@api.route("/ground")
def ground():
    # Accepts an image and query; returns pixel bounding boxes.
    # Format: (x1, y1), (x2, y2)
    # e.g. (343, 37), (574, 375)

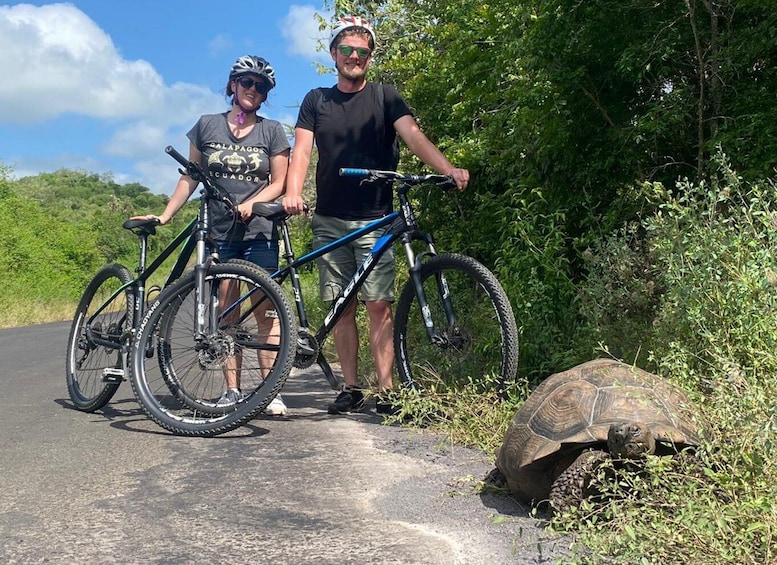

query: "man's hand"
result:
(282, 194), (306, 215)
(448, 168), (470, 191)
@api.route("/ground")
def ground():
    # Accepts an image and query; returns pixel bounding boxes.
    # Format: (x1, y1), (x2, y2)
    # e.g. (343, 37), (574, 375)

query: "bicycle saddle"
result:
(252, 202), (291, 221)
(122, 217), (160, 236)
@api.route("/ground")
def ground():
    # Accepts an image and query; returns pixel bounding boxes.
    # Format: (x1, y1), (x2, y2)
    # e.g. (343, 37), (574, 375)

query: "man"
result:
(283, 15), (469, 415)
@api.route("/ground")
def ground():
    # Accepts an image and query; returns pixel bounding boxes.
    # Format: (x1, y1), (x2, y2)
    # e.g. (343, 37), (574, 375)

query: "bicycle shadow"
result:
(55, 365), (386, 436)
(55, 396), (272, 438)
(55, 396), (146, 420)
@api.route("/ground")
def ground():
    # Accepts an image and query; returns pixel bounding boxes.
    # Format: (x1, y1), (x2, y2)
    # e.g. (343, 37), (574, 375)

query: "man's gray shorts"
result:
(311, 213), (395, 303)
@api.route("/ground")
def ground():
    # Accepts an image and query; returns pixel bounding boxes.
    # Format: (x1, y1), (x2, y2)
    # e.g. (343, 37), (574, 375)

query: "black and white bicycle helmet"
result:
(328, 15), (376, 50)
(229, 55), (276, 88)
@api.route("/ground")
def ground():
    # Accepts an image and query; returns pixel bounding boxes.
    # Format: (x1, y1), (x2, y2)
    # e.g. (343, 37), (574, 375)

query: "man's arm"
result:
(283, 127), (315, 214)
(394, 115), (469, 190)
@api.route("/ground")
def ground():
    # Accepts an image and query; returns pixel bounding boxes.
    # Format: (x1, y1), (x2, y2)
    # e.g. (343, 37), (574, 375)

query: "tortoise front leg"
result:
(549, 449), (609, 513)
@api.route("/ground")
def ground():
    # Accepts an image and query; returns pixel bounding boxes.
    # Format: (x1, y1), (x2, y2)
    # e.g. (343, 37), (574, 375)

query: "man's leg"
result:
(328, 300), (366, 413)
(332, 300), (359, 387)
(365, 299), (394, 391)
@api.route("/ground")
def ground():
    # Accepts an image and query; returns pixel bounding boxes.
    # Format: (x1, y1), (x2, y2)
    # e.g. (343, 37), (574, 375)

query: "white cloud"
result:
(0, 4), (222, 126)
(105, 83), (225, 158)
(0, 3), (324, 195)
(0, 4), (158, 121)
(0, 3), (227, 194)
(279, 5), (330, 61)
(208, 33), (233, 55)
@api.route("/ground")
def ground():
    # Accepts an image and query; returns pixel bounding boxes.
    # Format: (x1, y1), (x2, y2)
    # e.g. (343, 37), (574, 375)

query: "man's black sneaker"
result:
(375, 398), (402, 416)
(375, 393), (413, 419)
(327, 386), (365, 414)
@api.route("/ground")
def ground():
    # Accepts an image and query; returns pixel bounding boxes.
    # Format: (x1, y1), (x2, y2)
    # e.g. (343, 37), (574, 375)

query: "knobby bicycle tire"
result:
(394, 253), (519, 394)
(156, 260), (285, 417)
(129, 262), (297, 436)
(66, 263), (134, 412)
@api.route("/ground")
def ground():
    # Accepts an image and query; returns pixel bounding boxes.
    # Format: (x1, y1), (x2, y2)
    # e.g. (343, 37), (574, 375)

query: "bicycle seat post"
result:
(279, 218), (296, 269)
(136, 231), (150, 278)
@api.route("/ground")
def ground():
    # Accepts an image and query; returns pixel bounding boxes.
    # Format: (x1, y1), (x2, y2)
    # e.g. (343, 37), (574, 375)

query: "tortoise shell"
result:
(496, 358), (702, 503)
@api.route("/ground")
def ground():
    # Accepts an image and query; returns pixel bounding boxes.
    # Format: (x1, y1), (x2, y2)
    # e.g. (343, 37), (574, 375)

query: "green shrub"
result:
(555, 155), (777, 563)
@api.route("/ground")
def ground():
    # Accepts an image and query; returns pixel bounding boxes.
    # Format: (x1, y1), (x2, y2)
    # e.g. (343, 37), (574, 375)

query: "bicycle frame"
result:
(260, 176), (455, 389)
(85, 145), (250, 356)
(84, 217), (197, 353)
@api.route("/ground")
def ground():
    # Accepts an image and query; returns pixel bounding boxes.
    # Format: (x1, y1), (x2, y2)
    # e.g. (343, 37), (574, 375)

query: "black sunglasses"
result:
(237, 76), (271, 94)
(337, 45), (372, 59)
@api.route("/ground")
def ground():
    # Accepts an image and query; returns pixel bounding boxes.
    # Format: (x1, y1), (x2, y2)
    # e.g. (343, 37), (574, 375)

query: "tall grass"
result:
(546, 158), (777, 563)
(384, 157), (777, 563)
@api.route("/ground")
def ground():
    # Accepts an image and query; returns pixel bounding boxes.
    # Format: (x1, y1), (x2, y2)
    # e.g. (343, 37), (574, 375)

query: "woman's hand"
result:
(236, 202), (254, 222)
(129, 214), (167, 224)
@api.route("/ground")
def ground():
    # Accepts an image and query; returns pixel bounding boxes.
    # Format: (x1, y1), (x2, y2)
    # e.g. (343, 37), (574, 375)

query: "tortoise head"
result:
(607, 422), (656, 458)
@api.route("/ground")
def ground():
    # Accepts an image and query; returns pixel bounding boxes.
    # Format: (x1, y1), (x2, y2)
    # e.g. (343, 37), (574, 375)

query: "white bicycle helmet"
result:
(328, 15), (376, 50)
(229, 55), (276, 88)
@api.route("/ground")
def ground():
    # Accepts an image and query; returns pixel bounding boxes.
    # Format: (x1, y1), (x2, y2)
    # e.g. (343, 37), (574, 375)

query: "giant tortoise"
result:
(492, 358), (702, 512)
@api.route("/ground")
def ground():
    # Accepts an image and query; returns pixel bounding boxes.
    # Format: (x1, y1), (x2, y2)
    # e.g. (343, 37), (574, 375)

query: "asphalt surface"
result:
(0, 322), (573, 564)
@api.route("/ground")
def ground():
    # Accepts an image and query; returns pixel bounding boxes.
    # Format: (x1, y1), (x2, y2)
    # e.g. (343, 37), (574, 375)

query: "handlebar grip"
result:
(165, 145), (189, 167)
(339, 168), (369, 177)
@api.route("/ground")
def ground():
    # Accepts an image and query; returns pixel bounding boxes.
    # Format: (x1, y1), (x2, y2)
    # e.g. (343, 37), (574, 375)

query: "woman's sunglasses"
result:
(337, 45), (372, 59)
(237, 76), (271, 95)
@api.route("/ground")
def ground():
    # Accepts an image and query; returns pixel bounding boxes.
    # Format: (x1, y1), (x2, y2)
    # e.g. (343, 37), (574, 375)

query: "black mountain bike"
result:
(253, 168), (519, 396)
(66, 146), (296, 437)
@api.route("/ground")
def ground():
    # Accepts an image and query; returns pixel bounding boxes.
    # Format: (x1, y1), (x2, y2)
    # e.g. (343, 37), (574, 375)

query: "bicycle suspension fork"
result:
(193, 201), (217, 341)
(401, 231), (457, 344)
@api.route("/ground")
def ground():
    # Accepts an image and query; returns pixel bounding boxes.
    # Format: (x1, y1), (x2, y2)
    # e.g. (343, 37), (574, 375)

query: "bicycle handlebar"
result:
(339, 168), (455, 188)
(165, 145), (236, 210)
(165, 145), (189, 168)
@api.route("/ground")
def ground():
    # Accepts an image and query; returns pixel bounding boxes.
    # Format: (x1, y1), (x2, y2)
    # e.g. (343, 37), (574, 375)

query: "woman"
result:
(135, 55), (291, 415)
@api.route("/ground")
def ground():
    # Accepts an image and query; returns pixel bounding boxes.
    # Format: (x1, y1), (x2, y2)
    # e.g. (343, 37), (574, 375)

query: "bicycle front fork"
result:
(402, 238), (456, 342)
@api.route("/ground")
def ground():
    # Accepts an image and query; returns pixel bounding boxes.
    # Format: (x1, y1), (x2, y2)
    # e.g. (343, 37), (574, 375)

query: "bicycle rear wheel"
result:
(66, 264), (134, 411)
(394, 253), (519, 393)
(130, 263), (296, 436)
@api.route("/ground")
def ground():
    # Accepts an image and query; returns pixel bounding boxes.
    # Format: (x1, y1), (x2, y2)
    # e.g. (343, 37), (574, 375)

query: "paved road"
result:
(0, 322), (571, 564)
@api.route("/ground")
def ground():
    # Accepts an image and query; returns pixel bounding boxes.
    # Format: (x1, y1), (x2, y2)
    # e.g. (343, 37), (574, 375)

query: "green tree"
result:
(328, 0), (777, 376)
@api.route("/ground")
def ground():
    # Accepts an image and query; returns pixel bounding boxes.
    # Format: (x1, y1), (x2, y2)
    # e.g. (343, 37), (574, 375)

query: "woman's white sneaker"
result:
(264, 394), (287, 416)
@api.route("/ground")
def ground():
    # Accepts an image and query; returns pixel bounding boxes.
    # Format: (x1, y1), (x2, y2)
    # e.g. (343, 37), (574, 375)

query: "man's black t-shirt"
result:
(295, 82), (412, 220)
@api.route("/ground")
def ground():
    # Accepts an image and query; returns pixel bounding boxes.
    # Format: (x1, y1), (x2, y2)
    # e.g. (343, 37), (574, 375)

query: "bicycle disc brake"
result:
(196, 330), (236, 369)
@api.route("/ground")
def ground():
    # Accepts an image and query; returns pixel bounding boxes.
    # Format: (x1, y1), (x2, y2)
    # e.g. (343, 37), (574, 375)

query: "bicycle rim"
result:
(394, 253), (519, 393)
(130, 263), (296, 436)
(66, 264), (133, 412)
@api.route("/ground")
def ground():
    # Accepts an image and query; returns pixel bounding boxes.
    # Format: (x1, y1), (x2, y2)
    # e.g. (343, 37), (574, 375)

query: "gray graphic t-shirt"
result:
(187, 113), (290, 241)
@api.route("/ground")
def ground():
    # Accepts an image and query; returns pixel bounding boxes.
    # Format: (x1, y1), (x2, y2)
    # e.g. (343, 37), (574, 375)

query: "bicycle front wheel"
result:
(130, 263), (296, 436)
(394, 253), (519, 393)
(66, 263), (134, 411)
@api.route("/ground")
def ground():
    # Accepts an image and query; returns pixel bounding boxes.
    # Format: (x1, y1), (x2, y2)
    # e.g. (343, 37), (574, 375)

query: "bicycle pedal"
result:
(102, 368), (126, 383)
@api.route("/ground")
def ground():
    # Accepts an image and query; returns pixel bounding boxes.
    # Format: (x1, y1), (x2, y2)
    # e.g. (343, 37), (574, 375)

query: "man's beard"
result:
(337, 61), (368, 81)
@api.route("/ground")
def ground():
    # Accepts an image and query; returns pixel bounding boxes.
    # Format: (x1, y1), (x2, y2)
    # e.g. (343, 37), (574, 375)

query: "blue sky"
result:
(0, 1), (335, 194)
